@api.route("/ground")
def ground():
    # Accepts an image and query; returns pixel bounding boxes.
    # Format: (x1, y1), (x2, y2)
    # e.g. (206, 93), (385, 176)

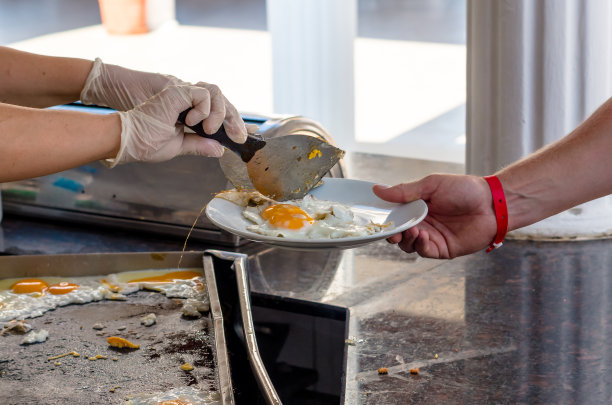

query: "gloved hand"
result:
(106, 84), (241, 167)
(81, 58), (181, 111)
(81, 58), (247, 142)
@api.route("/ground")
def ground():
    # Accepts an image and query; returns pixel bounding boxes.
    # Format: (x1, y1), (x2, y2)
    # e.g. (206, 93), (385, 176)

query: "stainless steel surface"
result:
(219, 115), (347, 198)
(207, 250), (282, 405)
(180, 106), (344, 200)
(248, 135), (345, 200)
(1, 111), (346, 246)
(203, 253), (234, 405)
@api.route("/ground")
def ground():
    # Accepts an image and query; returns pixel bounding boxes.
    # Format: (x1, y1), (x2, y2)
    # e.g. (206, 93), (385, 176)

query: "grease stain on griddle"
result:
(150, 253), (167, 261)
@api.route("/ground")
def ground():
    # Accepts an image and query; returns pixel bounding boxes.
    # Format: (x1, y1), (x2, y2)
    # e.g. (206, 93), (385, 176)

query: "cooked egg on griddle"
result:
(0, 269), (208, 326)
(125, 385), (221, 405)
(216, 190), (392, 239)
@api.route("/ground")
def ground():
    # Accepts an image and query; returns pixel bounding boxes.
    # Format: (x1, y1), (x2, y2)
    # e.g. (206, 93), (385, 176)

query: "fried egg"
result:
(216, 190), (392, 239)
(0, 269), (208, 326)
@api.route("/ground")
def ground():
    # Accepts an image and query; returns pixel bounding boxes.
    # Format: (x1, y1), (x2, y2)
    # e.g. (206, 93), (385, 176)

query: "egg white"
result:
(0, 269), (207, 326)
(242, 194), (391, 239)
(125, 386), (222, 405)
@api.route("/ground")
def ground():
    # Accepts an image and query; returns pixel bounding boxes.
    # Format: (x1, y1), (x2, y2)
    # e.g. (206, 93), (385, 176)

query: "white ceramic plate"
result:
(206, 178), (428, 250)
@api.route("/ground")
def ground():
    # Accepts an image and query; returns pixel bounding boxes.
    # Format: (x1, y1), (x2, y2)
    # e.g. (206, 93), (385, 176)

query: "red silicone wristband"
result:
(483, 175), (508, 252)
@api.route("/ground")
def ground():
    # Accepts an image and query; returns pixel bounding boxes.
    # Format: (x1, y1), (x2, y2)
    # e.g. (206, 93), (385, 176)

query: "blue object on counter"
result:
(48, 102), (116, 115)
(52, 177), (84, 193)
(79, 165), (98, 174)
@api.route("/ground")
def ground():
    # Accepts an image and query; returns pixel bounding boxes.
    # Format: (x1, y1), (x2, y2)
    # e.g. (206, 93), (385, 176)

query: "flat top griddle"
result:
(0, 252), (227, 405)
(1, 291), (219, 404)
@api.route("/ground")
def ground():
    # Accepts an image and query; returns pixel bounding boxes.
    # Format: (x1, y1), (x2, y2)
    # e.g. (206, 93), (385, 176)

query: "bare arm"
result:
(0, 46), (93, 108)
(499, 96), (612, 231)
(0, 47), (248, 182)
(374, 96), (612, 259)
(0, 103), (120, 182)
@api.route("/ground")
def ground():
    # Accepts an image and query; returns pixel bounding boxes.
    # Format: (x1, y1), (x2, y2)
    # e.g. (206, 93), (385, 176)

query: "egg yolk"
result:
(261, 204), (314, 230)
(47, 282), (80, 295)
(127, 271), (201, 284)
(10, 279), (80, 295)
(11, 279), (49, 294)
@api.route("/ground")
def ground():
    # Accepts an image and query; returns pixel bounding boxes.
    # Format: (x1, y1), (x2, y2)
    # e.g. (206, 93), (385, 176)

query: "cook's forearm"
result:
(0, 103), (120, 182)
(0, 47), (93, 108)
(497, 97), (612, 231)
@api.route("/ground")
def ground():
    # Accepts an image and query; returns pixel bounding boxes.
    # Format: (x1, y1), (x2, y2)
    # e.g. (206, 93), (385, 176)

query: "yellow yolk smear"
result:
(127, 271), (201, 284)
(261, 204), (314, 230)
(47, 282), (80, 295)
(11, 279), (49, 294)
(157, 400), (193, 405)
(107, 336), (140, 349)
(308, 149), (322, 159)
(101, 279), (121, 292)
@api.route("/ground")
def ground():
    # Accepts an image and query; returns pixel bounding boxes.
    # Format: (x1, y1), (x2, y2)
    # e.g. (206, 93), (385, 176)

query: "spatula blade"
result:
(246, 135), (345, 200)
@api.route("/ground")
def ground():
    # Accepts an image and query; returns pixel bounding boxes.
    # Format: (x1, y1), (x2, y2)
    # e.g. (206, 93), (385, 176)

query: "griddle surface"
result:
(0, 291), (217, 404)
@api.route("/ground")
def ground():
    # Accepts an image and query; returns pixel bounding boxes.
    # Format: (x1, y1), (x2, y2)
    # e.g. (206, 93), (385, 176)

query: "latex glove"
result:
(81, 58), (181, 111)
(107, 84), (237, 167)
(81, 58), (247, 142)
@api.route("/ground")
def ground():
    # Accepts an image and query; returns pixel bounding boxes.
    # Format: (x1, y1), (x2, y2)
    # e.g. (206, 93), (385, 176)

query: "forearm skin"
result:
(0, 103), (120, 182)
(0, 46), (93, 108)
(497, 97), (612, 231)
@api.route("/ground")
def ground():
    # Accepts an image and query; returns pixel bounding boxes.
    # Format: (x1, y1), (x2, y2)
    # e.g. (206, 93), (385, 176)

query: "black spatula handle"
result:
(177, 108), (266, 163)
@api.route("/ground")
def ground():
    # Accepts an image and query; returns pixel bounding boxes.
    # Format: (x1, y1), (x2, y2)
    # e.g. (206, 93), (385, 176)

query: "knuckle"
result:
(206, 84), (222, 97)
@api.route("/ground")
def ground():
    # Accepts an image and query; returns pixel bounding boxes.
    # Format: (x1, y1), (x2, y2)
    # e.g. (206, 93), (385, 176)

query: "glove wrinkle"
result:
(80, 58), (247, 165)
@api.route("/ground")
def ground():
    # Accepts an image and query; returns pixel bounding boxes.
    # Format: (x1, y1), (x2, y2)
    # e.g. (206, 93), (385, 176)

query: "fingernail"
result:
(374, 184), (390, 191)
(245, 123), (259, 135)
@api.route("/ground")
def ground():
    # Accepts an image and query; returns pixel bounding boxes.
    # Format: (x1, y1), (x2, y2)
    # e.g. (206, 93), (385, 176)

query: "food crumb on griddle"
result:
(2, 319), (32, 335)
(181, 299), (209, 318)
(180, 363), (194, 371)
(92, 322), (105, 330)
(107, 336), (140, 349)
(377, 367), (388, 375)
(21, 329), (49, 345)
(88, 354), (107, 361)
(48, 351), (80, 361)
(109, 386), (120, 393)
(141, 313), (157, 326)
(410, 368), (419, 375)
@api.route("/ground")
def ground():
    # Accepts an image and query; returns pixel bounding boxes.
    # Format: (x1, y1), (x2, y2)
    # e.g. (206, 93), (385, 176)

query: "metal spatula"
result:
(178, 109), (345, 200)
